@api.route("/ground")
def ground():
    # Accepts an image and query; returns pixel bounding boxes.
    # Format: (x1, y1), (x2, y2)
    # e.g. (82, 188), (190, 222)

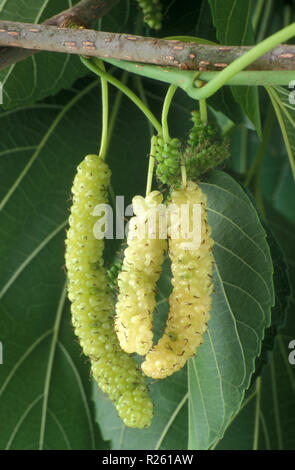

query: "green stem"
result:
(198, 71), (292, 86)
(199, 99), (207, 125)
(133, 75), (153, 138)
(96, 59), (109, 161)
(107, 70), (129, 147)
(81, 56), (162, 134)
(245, 104), (275, 187)
(146, 136), (157, 196)
(194, 23), (295, 100)
(102, 57), (295, 98)
(162, 84), (178, 142)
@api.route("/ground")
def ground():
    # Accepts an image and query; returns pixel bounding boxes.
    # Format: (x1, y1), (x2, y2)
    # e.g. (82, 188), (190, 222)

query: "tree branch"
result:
(0, 0), (120, 71)
(1, 19), (295, 73)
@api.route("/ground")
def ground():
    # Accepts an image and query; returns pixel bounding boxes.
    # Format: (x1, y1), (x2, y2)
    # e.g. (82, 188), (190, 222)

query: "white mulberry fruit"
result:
(115, 191), (167, 355)
(142, 181), (214, 379)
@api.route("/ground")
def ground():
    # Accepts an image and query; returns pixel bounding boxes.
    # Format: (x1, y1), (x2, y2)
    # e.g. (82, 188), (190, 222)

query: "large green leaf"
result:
(208, 0), (262, 136)
(216, 205), (295, 450)
(188, 171), (274, 449)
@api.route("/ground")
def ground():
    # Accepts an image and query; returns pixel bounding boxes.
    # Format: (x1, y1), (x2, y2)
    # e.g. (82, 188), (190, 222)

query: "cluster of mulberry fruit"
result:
(184, 111), (231, 177)
(136, 0), (163, 30)
(65, 154), (153, 429)
(64, 107), (221, 427)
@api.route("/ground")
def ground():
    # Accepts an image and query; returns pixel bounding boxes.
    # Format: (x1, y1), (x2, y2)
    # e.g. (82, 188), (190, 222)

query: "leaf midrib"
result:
(39, 283), (67, 450)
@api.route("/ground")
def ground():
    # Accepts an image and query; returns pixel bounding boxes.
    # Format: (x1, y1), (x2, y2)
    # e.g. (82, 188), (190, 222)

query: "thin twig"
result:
(1, 19), (295, 72)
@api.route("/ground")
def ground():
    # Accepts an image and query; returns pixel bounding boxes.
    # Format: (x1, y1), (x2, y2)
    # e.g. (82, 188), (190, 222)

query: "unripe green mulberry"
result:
(115, 191), (167, 355)
(184, 111), (230, 177)
(155, 112), (230, 187)
(136, 0), (163, 30)
(65, 154), (153, 428)
(142, 181), (214, 379)
(187, 110), (220, 147)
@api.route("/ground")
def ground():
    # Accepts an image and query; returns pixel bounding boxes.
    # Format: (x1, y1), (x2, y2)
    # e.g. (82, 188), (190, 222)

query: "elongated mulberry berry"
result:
(65, 154), (153, 428)
(142, 181), (214, 379)
(115, 191), (167, 355)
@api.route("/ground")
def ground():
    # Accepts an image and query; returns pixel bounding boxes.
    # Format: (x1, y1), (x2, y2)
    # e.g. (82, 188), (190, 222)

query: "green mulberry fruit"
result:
(155, 112), (230, 187)
(65, 154), (153, 428)
(155, 136), (182, 186)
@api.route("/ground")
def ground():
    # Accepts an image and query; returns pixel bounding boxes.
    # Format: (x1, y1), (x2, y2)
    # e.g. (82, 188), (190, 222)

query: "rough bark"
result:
(0, 0), (120, 70)
(1, 19), (295, 72)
